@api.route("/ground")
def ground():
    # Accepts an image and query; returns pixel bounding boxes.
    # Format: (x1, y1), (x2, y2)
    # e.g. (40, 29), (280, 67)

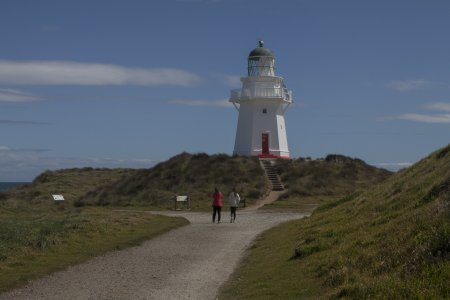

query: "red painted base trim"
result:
(257, 154), (291, 159)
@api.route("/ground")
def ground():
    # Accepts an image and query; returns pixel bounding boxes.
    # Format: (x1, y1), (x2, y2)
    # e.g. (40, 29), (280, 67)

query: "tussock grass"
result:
(77, 153), (268, 210)
(276, 154), (391, 200)
(1, 168), (134, 207)
(220, 144), (449, 299)
(0, 207), (188, 292)
(263, 155), (390, 212)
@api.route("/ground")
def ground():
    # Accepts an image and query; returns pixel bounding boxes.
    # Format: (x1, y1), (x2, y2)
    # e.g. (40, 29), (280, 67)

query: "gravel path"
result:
(0, 194), (312, 300)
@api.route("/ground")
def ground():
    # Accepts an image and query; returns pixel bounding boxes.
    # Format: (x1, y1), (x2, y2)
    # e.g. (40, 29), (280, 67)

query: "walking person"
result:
(228, 187), (240, 223)
(212, 187), (223, 223)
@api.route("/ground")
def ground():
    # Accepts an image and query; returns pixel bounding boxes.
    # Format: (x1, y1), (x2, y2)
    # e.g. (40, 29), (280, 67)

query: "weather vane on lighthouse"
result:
(230, 40), (293, 158)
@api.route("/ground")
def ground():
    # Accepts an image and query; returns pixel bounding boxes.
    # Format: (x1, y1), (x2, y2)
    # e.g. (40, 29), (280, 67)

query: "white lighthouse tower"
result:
(230, 41), (293, 158)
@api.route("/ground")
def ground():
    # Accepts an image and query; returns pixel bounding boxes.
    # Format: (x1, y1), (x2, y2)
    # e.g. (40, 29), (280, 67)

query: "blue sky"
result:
(0, 0), (449, 181)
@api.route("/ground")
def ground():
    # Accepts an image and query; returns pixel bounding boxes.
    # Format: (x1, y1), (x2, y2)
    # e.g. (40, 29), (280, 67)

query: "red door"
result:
(262, 133), (269, 154)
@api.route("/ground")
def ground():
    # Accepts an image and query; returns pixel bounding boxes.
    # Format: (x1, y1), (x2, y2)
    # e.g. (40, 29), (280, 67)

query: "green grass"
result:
(220, 144), (450, 299)
(0, 207), (188, 292)
(260, 195), (333, 212)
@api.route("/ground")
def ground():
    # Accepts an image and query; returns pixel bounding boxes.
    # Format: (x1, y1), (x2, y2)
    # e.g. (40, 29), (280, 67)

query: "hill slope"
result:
(220, 144), (449, 299)
(1, 153), (391, 212)
(276, 154), (392, 199)
(77, 153), (268, 210)
(0, 168), (135, 209)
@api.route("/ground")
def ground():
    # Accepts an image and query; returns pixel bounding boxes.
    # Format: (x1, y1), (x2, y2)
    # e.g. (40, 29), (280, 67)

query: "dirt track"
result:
(0, 194), (312, 300)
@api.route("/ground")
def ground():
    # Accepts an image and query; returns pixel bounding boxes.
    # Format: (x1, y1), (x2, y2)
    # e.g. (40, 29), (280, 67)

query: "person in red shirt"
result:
(212, 187), (223, 223)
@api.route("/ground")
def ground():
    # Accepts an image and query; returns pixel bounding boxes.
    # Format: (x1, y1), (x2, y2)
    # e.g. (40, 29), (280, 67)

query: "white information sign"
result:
(176, 195), (188, 202)
(52, 194), (65, 201)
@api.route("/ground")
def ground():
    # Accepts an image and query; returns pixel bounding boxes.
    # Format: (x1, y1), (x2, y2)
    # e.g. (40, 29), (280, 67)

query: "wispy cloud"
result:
(209, 73), (241, 87)
(0, 147), (50, 153)
(388, 101), (450, 124)
(168, 99), (233, 108)
(0, 88), (41, 102)
(386, 79), (431, 92)
(222, 75), (241, 87)
(0, 60), (202, 87)
(393, 113), (450, 123)
(424, 102), (450, 112)
(0, 146), (157, 181)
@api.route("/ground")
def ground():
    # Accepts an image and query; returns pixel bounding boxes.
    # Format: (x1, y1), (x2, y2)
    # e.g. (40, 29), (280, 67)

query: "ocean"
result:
(0, 182), (30, 192)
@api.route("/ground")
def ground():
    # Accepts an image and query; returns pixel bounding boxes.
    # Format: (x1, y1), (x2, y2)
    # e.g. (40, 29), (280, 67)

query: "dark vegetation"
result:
(76, 153), (268, 210)
(1, 168), (135, 208)
(0, 153), (388, 211)
(1, 153), (267, 211)
(276, 154), (392, 200)
(220, 144), (450, 299)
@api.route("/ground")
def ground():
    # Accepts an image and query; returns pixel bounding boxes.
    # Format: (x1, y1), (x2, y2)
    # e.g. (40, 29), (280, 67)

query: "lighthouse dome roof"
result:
(248, 41), (274, 60)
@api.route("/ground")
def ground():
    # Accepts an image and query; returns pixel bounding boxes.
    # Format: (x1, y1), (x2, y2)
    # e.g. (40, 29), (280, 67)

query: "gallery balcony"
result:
(230, 87), (292, 103)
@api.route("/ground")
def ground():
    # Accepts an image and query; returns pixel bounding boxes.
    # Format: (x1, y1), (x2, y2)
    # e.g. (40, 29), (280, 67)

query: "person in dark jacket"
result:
(212, 187), (223, 223)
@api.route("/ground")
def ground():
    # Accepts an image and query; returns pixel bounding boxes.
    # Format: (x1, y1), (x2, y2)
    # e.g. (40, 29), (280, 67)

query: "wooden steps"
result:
(260, 159), (284, 191)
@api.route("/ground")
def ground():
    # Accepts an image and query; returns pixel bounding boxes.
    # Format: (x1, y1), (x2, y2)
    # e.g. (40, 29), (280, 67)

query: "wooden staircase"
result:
(260, 159), (284, 191)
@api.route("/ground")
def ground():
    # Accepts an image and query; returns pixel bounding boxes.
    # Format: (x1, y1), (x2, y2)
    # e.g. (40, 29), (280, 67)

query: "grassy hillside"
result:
(0, 153), (267, 292)
(1, 153), (388, 212)
(1, 168), (135, 208)
(220, 144), (449, 299)
(77, 153), (268, 210)
(0, 207), (188, 292)
(263, 155), (391, 211)
(277, 154), (391, 199)
(0, 167), (188, 293)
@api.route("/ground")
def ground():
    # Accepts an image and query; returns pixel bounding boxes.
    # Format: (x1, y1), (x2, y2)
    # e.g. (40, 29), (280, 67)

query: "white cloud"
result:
(209, 73), (241, 87)
(0, 145), (11, 151)
(388, 101), (450, 124)
(386, 79), (430, 92)
(168, 99), (233, 108)
(0, 88), (40, 102)
(424, 102), (450, 112)
(394, 113), (450, 123)
(223, 75), (241, 87)
(0, 60), (202, 87)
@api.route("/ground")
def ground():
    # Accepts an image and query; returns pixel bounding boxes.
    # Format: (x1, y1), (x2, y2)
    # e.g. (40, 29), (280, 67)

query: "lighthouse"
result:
(230, 41), (293, 158)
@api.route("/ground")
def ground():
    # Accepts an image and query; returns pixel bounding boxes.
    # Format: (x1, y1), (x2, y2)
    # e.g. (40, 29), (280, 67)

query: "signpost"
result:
(52, 194), (65, 201)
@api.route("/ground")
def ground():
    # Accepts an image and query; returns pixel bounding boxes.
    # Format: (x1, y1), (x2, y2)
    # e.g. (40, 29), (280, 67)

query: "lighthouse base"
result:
(257, 153), (291, 159)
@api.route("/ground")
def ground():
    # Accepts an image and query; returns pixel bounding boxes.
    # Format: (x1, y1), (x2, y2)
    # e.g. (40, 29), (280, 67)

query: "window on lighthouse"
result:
(249, 57), (275, 76)
(263, 108), (267, 114)
(256, 57), (275, 76)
